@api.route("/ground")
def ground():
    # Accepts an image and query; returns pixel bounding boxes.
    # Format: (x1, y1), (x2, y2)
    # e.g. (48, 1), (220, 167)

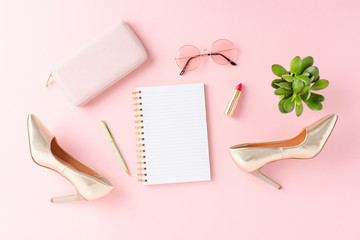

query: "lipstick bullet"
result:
(224, 83), (242, 117)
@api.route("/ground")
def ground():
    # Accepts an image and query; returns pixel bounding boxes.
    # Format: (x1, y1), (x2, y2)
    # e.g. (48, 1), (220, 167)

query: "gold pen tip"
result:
(126, 169), (130, 175)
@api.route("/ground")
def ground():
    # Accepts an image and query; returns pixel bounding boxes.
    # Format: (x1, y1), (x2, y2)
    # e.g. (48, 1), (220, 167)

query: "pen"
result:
(100, 120), (130, 175)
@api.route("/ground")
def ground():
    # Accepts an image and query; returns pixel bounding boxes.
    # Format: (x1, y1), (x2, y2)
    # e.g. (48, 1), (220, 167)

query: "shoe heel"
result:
(50, 194), (85, 203)
(250, 169), (282, 190)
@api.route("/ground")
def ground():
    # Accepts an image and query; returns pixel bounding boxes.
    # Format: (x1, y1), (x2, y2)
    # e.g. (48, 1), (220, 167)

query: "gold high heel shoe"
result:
(229, 114), (338, 189)
(27, 114), (114, 202)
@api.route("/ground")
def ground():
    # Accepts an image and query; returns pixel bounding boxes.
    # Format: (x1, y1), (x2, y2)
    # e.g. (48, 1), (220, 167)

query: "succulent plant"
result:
(271, 56), (329, 117)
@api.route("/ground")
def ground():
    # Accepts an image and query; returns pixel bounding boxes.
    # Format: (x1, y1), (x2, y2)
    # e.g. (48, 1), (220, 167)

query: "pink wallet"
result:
(48, 21), (148, 105)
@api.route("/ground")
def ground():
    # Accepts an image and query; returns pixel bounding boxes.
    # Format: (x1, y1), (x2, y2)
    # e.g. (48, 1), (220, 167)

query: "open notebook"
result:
(133, 83), (211, 185)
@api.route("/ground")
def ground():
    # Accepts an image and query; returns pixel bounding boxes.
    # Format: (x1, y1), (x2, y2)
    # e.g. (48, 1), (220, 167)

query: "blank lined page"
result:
(135, 83), (211, 185)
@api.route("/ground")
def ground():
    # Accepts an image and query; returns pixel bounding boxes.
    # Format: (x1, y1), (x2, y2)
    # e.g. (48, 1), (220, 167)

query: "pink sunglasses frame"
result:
(175, 39), (238, 75)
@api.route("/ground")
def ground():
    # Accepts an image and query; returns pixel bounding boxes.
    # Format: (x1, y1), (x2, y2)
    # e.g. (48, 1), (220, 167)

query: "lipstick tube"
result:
(224, 83), (242, 117)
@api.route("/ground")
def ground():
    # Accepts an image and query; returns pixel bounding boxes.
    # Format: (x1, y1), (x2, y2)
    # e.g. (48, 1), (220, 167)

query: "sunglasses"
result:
(175, 39), (237, 75)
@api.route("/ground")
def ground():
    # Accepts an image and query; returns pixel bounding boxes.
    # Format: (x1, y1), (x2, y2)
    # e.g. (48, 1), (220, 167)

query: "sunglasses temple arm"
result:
(180, 52), (236, 75)
(180, 54), (201, 75)
(210, 53), (237, 66)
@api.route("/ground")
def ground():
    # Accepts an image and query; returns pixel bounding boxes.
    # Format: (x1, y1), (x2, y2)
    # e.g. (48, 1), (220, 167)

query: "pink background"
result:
(1, 0), (360, 239)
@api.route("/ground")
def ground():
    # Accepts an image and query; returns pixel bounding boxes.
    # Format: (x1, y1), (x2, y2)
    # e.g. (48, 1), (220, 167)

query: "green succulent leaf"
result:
(310, 79), (329, 90)
(292, 80), (304, 93)
(279, 82), (292, 90)
(304, 66), (319, 79)
(295, 96), (303, 117)
(300, 92), (311, 102)
(271, 79), (284, 89)
(290, 56), (301, 75)
(282, 74), (294, 82)
(297, 75), (311, 86)
(272, 64), (288, 77)
(274, 88), (292, 95)
(300, 93), (306, 101)
(309, 92), (324, 102)
(278, 97), (288, 113)
(284, 97), (295, 112)
(299, 85), (310, 95)
(311, 75), (320, 82)
(296, 104), (303, 116)
(295, 102), (303, 116)
(302, 72), (310, 77)
(305, 99), (323, 111)
(306, 91), (311, 101)
(297, 56), (314, 75)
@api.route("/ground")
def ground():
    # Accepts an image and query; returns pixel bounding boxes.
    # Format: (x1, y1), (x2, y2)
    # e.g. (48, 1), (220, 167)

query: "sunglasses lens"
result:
(210, 39), (237, 65)
(176, 45), (201, 71)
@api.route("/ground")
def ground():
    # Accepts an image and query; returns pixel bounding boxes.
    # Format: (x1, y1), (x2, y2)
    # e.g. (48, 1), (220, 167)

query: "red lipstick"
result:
(236, 83), (242, 91)
(224, 83), (243, 117)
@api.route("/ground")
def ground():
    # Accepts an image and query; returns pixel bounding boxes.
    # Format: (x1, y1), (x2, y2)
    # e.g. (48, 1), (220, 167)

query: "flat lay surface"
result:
(1, 0), (360, 239)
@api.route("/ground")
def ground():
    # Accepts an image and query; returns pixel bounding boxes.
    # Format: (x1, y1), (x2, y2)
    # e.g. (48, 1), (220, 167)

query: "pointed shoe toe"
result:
(27, 114), (114, 202)
(229, 114), (338, 189)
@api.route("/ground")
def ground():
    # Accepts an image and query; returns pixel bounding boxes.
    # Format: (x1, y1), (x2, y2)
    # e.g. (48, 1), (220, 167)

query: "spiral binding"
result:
(133, 90), (147, 183)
